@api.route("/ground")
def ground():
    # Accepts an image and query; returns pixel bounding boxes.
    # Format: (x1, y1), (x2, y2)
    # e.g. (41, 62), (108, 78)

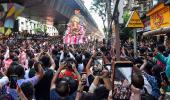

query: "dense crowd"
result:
(0, 39), (170, 100)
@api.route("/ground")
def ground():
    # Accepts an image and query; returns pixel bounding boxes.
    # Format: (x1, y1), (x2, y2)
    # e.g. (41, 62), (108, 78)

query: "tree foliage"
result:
(120, 11), (133, 41)
(90, 0), (107, 37)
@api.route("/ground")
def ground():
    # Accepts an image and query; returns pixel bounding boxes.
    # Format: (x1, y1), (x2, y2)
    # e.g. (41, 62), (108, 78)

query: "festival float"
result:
(63, 9), (87, 45)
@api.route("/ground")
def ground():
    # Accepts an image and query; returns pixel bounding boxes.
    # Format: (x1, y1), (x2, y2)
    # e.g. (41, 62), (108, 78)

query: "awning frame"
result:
(143, 26), (170, 36)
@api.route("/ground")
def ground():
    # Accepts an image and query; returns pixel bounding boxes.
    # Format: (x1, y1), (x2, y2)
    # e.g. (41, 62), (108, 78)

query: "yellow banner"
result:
(150, 6), (170, 30)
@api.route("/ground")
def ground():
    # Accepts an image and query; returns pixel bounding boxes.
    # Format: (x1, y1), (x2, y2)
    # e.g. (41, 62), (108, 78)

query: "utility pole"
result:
(133, 29), (137, 57)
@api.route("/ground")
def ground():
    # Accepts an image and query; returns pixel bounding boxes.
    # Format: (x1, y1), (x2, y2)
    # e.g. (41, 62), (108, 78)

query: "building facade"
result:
(17, 17), (58, 36)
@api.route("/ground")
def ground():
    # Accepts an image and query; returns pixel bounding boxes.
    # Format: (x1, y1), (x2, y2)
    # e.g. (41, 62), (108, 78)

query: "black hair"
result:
(133, 57), (143, 65)
(64, 77), (78, 95)
(132, 72), (144, 89)
(14, 64), (25, 78)
(53, 57), (59, 71)
(144, 61), (154, 75)
(0, 55), (4, 61)
(26, 50), (34, 59)
(80, 92), (95, 100)
(39, 55), (51, 68)
(12, 56), (19, 62)
(28, 59), (34, 69)
(9, 53), (15, 60)
(157, 44), (165, 53)
(7, 62), (19, 78)
(94, 85), (109, 100)
(65, 58), (77, 68)
(139, 48), (146, 55)
(100, 46), (107, 53)
(29, 68), (36, 78)
(76, 54), (82, 64)
(52, 49), (58, 56)
(152, 65), (163, 88)
(6, 62), (25, 78)
(1, 49), (5, 54)
(21, 82), (34, 100)
(14, 49), (20, 55)
(84, 52), (91, 59)
(56, 79), (70, 97)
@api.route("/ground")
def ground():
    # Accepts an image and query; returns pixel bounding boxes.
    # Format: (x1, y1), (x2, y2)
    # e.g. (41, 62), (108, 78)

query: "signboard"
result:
(149, 6), (170, 30)
(126, 10), (144, 28)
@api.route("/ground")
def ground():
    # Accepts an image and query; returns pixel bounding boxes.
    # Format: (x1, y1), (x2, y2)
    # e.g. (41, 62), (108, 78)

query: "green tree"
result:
(91, 0), (121, 60)
(90, 0), (107, 37)
(120, 11), (133, 42)
(90, 0), (119, 39)
(33, 28), (44, 33)
(44, 25), (47, 33)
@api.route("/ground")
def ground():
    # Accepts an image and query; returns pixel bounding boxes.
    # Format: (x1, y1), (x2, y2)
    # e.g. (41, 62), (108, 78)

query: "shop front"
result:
(143, 2), (170, 44)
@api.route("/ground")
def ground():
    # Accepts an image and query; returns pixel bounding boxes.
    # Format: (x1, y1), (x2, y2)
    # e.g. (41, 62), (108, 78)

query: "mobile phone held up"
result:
(92, 58), (103, 76)
(10, 75), (18, 89)
(81, 72), (87, 86)
(113, 61), (133, 100)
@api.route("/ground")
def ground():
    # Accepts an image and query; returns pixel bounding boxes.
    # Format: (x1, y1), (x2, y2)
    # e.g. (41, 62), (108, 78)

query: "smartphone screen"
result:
(10, 75), (18, 89)
(113, 61), (133, 100)
(160, 71), (169, 84)
(81, 73), (87, 86)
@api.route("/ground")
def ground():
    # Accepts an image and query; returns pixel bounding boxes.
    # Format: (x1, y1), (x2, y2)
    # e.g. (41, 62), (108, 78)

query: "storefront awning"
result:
(143, 26), (170, 36)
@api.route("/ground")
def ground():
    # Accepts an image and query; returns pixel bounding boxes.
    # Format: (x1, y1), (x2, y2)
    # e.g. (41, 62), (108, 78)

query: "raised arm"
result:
(86, 50), (96, 76)
(140, 59), (147, 71)
(102, 53), (110, 64)
(4, 46), (9, 60)
(46, 52), (56, 70)
(154, 48), (167, 64)
(17, 84), (28, 100)
(154, 52), (167, 64)
(88, 76), (100, 93)
(27, 62), (44, 86)
(51, 62), (65, 90)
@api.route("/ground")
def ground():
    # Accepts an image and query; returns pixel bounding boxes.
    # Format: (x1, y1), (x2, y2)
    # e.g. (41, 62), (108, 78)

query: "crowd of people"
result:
(0, 39), (170, 100)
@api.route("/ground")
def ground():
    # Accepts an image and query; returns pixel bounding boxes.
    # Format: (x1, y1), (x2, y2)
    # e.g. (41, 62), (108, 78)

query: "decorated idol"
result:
(64, 9), (87, 45)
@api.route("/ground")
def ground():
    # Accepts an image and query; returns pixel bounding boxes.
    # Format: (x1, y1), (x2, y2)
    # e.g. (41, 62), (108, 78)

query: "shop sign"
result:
(147, 3), (170, 30)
